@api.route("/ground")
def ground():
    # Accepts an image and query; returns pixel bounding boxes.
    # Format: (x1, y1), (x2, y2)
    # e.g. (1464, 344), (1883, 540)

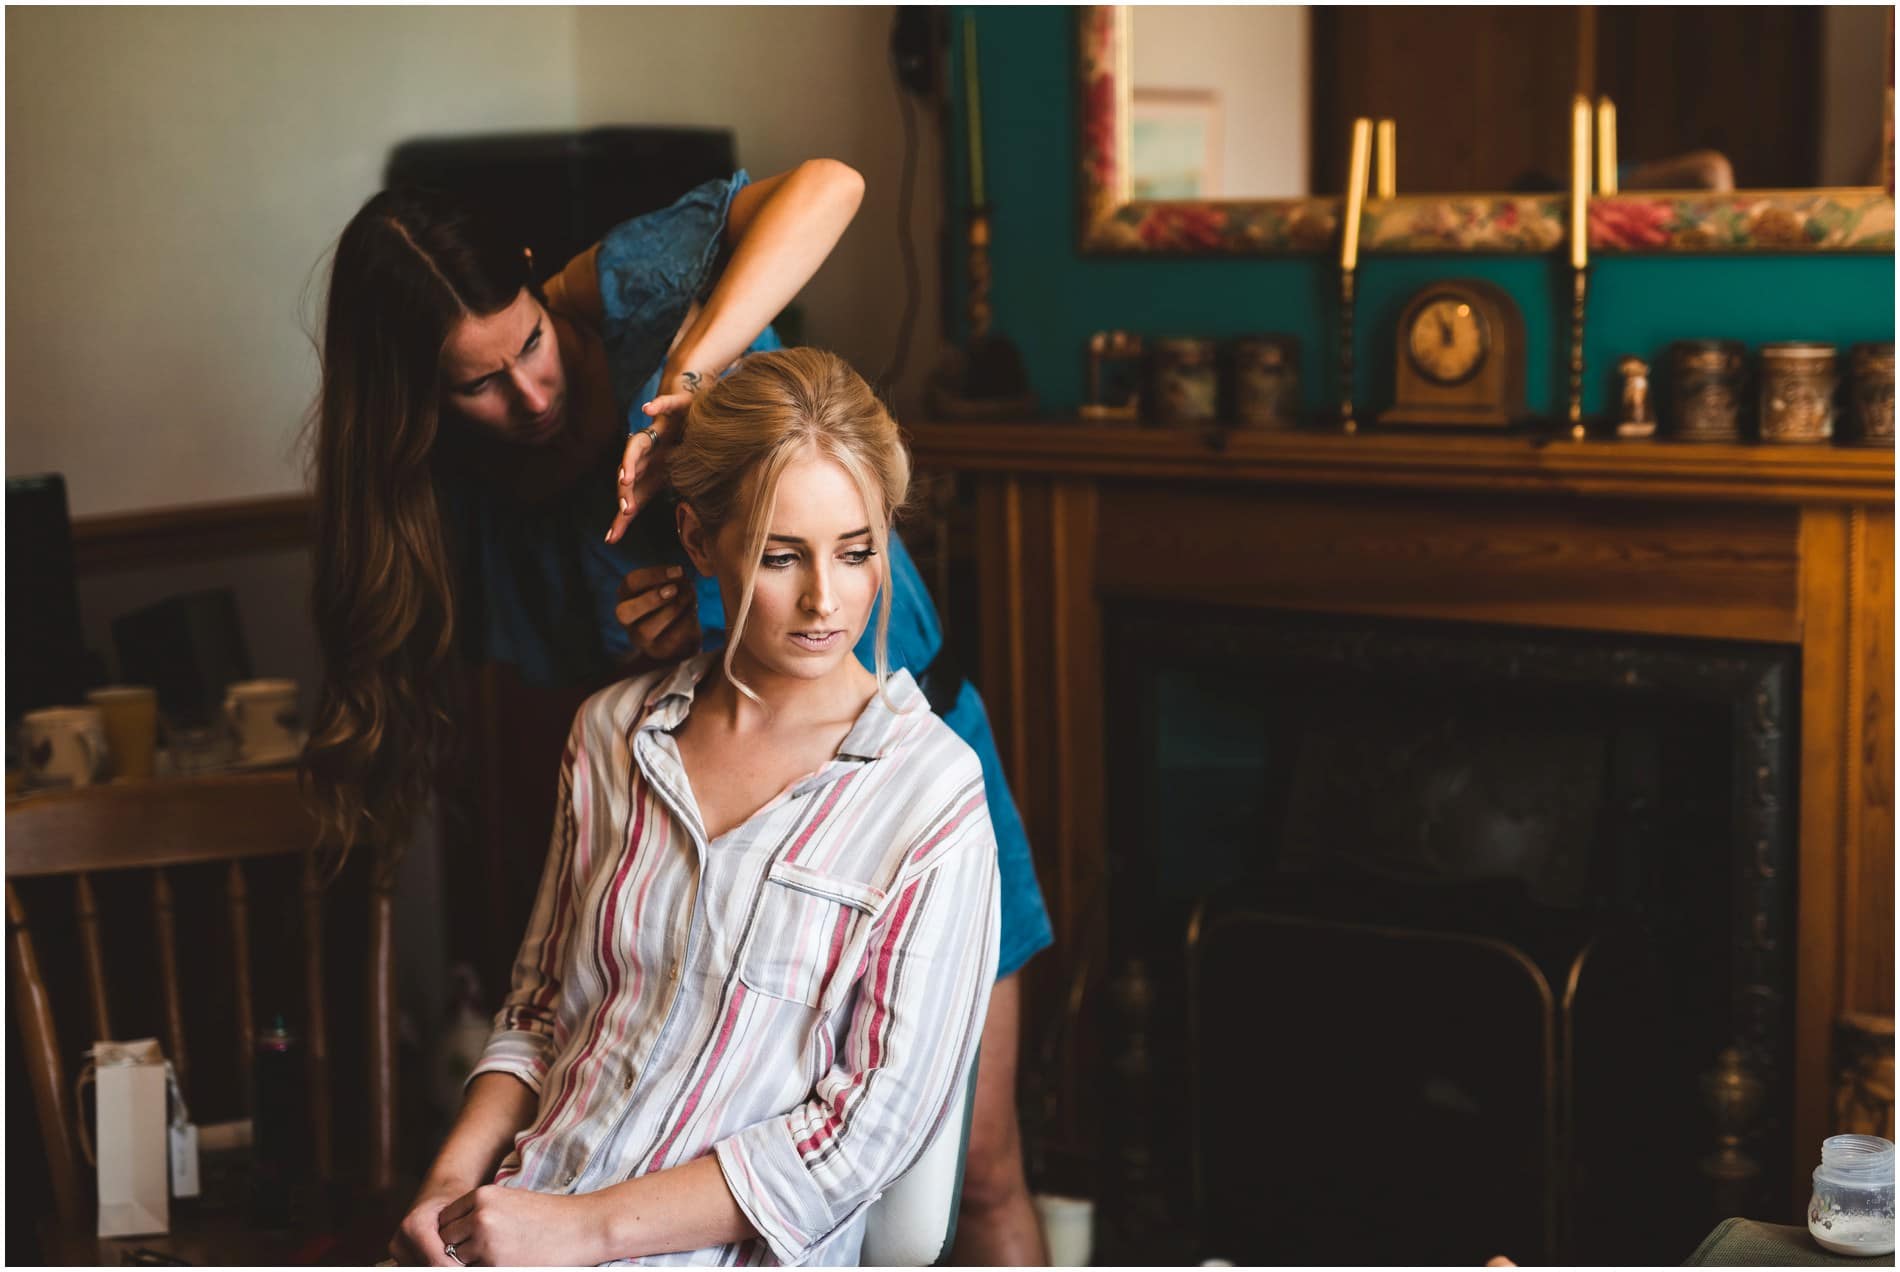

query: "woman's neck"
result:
(697, 650), (876, 735)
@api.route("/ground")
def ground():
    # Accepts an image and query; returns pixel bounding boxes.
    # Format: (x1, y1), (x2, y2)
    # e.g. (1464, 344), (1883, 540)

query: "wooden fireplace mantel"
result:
(907, 421), (1894, 506)
(911, 420), (1893, 1221)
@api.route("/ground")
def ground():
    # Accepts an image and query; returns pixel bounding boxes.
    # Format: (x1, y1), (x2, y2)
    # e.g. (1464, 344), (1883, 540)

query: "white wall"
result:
(6, 6), (939, 518)
(6, 6), (581, 517)
(1132, 5), (1309, 198)
(572, 6), (942, 416)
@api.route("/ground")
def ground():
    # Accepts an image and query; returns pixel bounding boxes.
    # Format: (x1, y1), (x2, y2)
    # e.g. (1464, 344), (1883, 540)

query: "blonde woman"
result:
(393, 348), (1001, 1267)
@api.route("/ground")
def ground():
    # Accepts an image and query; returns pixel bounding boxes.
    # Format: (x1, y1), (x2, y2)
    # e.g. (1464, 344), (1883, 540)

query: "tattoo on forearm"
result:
(680, 370), (706, 395)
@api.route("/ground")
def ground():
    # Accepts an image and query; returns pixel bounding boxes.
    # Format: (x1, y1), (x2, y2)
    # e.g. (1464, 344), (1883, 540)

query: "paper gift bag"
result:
(79, 1038), (171, 1238)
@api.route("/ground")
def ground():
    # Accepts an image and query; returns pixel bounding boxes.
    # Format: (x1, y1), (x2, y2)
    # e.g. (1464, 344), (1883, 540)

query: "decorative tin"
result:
(1081, 330), (1144, 423)
(1232, 335), (1302, 430)
(1668, 340), (1747, 442)
(1759, 342), (1837, 444)
(1846, 342), (1895, 447)
(1148, 337), (1219, 427)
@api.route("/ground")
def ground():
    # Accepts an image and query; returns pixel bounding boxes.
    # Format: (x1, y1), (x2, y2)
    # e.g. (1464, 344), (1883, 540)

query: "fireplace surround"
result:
(910, 421), (1891, 1253)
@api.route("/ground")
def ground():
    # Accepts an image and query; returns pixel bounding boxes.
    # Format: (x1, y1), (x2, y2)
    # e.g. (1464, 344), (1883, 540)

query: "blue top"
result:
(439, 171), (941, 687)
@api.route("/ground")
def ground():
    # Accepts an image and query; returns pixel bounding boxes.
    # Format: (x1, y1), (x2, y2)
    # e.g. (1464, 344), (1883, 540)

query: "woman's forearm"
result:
(426, 1072), (541, 1188)
(589, 1153), (757, 1262)
(665, 158), (864, 383)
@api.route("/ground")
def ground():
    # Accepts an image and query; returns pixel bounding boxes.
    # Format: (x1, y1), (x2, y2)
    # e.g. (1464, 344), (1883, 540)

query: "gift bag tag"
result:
(164, 1059), (198, 1199)
(169, 1121), (200, 1199)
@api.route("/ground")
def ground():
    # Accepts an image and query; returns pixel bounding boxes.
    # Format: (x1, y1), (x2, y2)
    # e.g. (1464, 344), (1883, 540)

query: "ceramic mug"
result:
(86, 685), (159, 780)
(22, 706), (111, 788)
(223, 679), (302, 763)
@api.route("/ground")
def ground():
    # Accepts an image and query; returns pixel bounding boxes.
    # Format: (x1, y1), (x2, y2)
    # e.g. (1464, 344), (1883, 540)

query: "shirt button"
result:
(623, 1072), (634, 1092)
(670, 961), (680, 982)
(565, 1171), (578, 1187)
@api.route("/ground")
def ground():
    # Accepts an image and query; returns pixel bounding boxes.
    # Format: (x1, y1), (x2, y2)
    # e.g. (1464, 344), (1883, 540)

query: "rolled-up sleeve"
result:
(594, 170), (751, 436)
(468, 718), (588, 1094)
(713, 770), (1002, 1264)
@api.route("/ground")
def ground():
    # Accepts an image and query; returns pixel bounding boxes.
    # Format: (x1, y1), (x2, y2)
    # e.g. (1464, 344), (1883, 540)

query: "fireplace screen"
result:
(1100, 606), (1796, 1265)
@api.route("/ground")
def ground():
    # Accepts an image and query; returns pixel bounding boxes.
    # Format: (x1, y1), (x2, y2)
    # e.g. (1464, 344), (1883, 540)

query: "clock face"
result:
(1406, 293), (1491, 386)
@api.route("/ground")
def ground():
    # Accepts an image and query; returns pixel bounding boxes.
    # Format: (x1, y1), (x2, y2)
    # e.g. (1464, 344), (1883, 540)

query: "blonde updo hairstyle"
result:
(669, 347), (911, 703)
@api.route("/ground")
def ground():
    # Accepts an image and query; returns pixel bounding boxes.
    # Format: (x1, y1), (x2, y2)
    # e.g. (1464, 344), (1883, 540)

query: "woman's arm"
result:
(604, 158), (865, 543)
(433, 1152), (756, 1266)
(676, 157), (865, 372)
(391, 1074), (541, 1265)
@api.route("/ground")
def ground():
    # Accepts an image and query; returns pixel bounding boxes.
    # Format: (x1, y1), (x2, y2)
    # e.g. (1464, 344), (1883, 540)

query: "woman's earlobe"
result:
(677, 505), (713, 574)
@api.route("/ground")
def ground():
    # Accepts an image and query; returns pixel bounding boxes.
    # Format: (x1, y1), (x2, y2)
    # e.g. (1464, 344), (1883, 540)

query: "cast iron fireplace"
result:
(1097, 605), (1797, 1266)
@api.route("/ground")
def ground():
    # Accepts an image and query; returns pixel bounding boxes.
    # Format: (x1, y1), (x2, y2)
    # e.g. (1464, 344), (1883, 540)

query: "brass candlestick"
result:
(1339, 271), (1359, 433)
(1569, 268), (1589, 439)
(1700, 1045), (1765, 1221)
(968, 206), (994, 342)
(1338, 117), (1373, 433)
(1567, 93), (1592, 439)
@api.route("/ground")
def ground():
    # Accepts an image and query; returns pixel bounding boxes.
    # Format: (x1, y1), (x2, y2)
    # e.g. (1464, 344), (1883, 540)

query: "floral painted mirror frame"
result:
(1077, 6), (1896, 255)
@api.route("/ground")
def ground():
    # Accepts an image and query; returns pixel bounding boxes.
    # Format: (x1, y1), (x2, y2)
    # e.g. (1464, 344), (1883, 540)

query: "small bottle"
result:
(252, 1015), (301, 1227)
(1808, 1134), (1895, 1256)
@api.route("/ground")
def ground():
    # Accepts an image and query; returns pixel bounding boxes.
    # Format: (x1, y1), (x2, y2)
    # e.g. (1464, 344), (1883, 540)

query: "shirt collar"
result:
(638, 653), (929, 763)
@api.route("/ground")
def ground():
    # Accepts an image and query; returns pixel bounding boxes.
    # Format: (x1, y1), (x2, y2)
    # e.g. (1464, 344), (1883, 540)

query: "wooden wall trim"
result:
(71, 493), (314, 575)
(1846, 509), (1892, 1019)
(1793, 507), (1852, 1218)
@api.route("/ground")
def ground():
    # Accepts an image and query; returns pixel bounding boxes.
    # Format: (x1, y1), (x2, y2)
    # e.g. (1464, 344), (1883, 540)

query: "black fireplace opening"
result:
(1098, 606), (1797, 1267)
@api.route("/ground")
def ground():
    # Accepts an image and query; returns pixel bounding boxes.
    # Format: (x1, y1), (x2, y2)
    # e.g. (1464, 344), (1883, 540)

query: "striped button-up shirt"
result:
(472, 654), (1001, 1266)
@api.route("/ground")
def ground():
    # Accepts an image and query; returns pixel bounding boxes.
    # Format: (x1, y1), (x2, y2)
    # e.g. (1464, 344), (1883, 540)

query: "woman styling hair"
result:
(307, 160), (1053, 1264)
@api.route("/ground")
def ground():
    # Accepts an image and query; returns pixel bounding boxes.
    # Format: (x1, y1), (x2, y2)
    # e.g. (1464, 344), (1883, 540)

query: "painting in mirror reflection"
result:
(1128, 5), (1889, 199)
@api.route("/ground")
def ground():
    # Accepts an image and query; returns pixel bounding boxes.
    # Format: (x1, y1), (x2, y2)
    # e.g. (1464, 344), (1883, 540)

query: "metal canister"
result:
(1668, 340), (1747, 442)
(1147, 337), (1219, 428)
(1846, 342), (1895, 447)
(1232, 335), (1302, 430)
(1759, 342), (1837, 444)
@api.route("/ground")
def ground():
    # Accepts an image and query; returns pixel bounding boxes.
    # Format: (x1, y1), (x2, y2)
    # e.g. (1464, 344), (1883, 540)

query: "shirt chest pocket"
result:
(738, 861), (885, 1009)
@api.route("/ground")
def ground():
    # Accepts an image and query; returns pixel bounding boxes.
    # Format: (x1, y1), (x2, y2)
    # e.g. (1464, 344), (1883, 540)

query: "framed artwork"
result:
(1131, 88), (1223, 200)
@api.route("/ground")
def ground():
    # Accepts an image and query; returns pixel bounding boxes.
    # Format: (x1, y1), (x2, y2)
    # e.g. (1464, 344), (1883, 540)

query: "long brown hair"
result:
(669, 347), (912, 704)
(303, 188), (533, 871)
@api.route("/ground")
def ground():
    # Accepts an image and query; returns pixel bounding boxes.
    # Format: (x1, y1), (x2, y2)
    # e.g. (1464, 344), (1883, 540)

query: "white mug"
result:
(222, 679), (302, 762)
(22, 706), (111, 788)
(1033, 1193), (1095, 1267)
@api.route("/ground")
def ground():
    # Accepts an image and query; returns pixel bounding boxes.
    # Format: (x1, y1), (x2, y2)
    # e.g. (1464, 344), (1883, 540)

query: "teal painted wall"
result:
(949, 7), (1896, 419)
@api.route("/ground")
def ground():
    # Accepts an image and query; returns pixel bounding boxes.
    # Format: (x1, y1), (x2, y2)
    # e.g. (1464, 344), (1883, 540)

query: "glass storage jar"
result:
(1808, 1134), (1895, 1257)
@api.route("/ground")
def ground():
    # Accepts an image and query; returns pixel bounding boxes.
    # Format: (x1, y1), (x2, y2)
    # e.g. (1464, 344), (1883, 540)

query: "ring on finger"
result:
(445, 1242), (467, 1267)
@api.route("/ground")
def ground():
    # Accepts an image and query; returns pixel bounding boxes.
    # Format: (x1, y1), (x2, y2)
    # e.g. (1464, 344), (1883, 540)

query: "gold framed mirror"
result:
(1078, 5), (1895, 255)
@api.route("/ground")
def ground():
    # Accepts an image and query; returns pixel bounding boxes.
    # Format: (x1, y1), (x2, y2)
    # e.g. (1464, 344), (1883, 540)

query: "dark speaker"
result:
(111, 589), (253, 729)
(384, 127), (740, 279)
(7, 475), (90, 726)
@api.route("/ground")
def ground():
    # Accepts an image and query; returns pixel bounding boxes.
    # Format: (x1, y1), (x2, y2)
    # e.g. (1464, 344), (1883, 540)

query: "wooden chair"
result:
(7, 769), (398, 1264)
